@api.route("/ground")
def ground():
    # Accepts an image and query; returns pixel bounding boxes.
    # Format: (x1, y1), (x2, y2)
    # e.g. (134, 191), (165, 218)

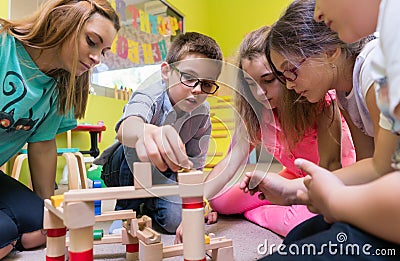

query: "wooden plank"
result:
(64, 185), (180, 202)
(95, 210), (136, 222)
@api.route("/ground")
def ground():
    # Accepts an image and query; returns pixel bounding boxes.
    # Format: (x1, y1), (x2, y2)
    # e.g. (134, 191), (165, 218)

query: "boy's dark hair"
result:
(165, 32), (223, 63)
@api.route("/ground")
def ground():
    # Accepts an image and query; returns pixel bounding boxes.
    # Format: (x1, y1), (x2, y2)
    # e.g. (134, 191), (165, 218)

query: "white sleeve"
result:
(380, 0), (400, 114)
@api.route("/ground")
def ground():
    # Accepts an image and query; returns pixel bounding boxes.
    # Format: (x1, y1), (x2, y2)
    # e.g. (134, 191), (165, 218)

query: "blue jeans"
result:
(115, 148), (182, 234)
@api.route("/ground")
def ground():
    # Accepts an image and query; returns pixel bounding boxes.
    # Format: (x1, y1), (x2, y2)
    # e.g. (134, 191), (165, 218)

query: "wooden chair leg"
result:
(62, 152), (80, 190)
(0, 162), (7, 173)
(11, 154), (32, 189)
(74, 152), (88, 189)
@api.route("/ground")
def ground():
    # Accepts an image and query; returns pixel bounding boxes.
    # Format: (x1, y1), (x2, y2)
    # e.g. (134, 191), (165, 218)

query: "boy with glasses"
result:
(99, 32), (223, 234)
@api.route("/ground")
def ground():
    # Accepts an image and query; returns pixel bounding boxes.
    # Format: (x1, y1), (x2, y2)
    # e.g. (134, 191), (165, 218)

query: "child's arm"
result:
(28, 139), (57, 199)
(334, 87), (397, 185)
(317, 102), (342, 171)
(297, 159), (400, 244)
(340, 108), (375, 161)
(204, 137), (252, 199)
(117, 116), (192, 172)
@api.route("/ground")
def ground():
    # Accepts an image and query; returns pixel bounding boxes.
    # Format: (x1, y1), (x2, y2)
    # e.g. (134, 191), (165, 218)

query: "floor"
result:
(4, 163), (284, 260)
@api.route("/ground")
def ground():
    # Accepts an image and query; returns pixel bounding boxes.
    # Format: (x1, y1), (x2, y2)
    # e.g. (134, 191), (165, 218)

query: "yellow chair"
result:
(0, 162), (8, 173)
(11, 134), (88, 190)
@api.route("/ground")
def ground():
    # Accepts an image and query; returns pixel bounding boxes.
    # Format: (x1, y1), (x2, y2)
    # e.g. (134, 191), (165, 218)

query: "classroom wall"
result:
(167, 0), (291, 59)
(0, 0), (8, 18)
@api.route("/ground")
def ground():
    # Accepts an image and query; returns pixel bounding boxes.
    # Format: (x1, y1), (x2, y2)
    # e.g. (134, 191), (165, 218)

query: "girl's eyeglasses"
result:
(170, 64), (219, 94)
(277, 58), (306, 84)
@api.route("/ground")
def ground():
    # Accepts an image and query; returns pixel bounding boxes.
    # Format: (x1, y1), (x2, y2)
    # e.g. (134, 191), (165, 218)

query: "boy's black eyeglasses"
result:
(277, 58), (307, 84)
(170, 64), (219, 94)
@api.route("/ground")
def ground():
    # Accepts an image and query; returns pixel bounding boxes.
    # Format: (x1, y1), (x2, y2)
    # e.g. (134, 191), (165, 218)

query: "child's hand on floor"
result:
(205, 211), (218, 224)
(173, 211), (218, 244)
(239, 170), (301, 206)
(174, 223), (183, 244)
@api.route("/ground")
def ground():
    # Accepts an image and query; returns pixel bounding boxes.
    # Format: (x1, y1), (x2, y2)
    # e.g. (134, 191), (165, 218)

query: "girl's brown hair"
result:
(266, 0), (370, 148)
(0, 0), (120, 118)
(236, 25), (330, 148)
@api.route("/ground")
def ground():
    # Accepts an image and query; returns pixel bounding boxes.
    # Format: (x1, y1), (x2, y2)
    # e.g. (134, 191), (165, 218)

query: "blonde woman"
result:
(0, 0), (119, 257)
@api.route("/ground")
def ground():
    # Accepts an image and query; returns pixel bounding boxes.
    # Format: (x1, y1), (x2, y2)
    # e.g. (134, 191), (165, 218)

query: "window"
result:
(91, 0), (184, 96)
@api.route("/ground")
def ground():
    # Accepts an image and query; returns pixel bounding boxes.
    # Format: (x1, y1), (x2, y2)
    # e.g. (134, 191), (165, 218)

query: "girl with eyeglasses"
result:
(244, 0), (400, 259)
(267, 0), (400, 259)
(196, 25), (355, 238)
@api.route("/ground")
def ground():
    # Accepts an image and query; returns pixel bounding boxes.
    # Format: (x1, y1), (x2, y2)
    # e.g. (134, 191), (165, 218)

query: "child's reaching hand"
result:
(174, 211), (218, 244)
(239, 170), (306, 206)
(295, 158), (348, 223)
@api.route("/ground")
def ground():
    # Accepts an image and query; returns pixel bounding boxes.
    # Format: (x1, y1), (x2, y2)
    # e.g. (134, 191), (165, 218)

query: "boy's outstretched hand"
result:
(295, 158), (347, 223)
(136, 124), (193, 172)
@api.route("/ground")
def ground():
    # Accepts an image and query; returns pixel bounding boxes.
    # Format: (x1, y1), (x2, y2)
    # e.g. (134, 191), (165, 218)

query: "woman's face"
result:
(60, 13), (117, 76)
(241, 55), (282, 109)
(269, 50), (333, 103)
(314, 0), (379, 43)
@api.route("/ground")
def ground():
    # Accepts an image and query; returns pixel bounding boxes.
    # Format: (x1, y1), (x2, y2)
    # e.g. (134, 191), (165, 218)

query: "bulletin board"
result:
(103, 0), (184, 70)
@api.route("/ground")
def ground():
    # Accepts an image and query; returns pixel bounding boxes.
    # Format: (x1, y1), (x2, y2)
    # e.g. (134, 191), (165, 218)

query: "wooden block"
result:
(138, 215), (152, 229)
(64, 202), (94, 229)
(44, 199), (64, 224)
(205, 234), (210, 244)
(128, 218), (138, 236)
(63, 185), (179, 202)
(136, 227), (161, 244)
(133, 162), (152, 189)
(43, 206), (65, 229)
(178, 170), (203, 185)
(163, 243), (183, 258)
(178, 170), (204, 198)
(92, 234), (122, 245)
(122, 229), (139, 245)
(68, 226), (93, 253)
(212, 246), (234, 260)
(46, 236), (66, 258)
(182, 209), (205, 260)
(205, 237), (233, 251)
(126, 251), (139, 261)
(95, 209), (136, 222)
(50, 195), (64, 208)
(139, 241), (163, 261)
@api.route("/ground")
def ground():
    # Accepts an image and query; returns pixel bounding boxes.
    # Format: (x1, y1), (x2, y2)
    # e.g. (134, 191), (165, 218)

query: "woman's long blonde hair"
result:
(0, 0), (120, 118)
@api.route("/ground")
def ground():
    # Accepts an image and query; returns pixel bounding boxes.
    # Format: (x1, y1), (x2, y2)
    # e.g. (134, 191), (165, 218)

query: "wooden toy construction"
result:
(44, 162), (234, 260)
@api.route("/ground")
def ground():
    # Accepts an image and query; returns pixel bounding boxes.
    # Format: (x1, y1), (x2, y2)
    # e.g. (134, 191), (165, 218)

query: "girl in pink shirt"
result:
(205, 26), (355, 237)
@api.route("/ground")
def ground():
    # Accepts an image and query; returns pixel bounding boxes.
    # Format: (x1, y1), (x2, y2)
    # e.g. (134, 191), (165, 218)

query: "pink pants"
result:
(209, 169), (316, 237)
